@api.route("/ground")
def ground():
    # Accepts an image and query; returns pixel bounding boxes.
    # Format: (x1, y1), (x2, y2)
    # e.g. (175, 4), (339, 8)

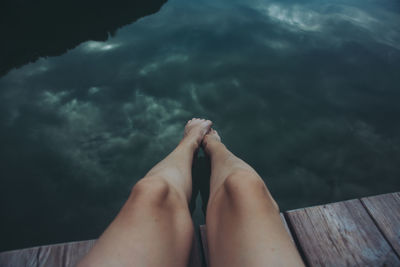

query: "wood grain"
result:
(286, 199), (400, 266)
(37, 240), (95, 267)
(200, 225), (209, 267)
(0, 236), (202, 267)
(188, 231), (203, 267)
(280, 212), (294, 243)
(0, 246), (39, 267)
(361, 192), (400, 257)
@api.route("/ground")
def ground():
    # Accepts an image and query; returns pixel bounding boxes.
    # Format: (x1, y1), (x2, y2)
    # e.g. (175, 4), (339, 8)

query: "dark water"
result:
(1, 0), (400, 252)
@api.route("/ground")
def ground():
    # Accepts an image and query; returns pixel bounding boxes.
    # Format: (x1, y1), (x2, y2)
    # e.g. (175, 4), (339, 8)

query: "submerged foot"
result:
(183, 118), (212, 147)
(202, 128), (221, 154)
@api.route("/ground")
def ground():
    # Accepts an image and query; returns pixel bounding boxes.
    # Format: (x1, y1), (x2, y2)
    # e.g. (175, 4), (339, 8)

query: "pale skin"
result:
(78, 118), (304, 267)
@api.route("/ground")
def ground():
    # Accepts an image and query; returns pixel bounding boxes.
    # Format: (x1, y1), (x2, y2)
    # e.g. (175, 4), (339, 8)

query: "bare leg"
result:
(203, 129), (304, 267)
(78, 118), (212, 267)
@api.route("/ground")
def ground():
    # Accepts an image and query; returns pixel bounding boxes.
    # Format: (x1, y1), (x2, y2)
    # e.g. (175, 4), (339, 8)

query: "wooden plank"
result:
(0, 237), (202, 267)
(0, 240), (95, 267)
(188, 232), (203, 267)
(200, 225), (209, 267)
(199, 213), (294, 266)
(361, 192), (400, 257)
(37, 240), (96, 267)
(0, 246), (39, 267)
(280, 213), (294, 243)
(286, 199), (400, 266)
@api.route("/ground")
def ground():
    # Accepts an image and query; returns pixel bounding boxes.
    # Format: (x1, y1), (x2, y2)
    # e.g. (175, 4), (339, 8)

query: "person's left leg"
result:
(78, 118), (212, 267)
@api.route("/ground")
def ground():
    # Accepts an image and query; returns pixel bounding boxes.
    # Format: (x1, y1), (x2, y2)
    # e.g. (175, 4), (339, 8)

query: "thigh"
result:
(78, 180), (194, 267)
(206, 176), (304, 267)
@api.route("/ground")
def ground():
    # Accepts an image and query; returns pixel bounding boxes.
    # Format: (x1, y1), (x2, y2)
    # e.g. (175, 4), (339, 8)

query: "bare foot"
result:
(202, 128), (221, 154)
(183, 118), (212, 148)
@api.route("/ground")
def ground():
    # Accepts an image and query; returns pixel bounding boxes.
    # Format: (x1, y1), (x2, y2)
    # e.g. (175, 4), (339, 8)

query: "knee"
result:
(223, 170), (265, 198)
(130, 177), (177, 207)
(222, 170), (280, 212)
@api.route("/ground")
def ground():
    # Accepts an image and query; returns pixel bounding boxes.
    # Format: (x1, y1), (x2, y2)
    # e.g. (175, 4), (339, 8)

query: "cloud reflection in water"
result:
(1, 0), (400, 251)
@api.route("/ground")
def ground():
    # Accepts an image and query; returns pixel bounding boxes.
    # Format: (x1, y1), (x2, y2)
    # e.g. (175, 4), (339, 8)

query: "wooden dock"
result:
(1, 192), (399, 266)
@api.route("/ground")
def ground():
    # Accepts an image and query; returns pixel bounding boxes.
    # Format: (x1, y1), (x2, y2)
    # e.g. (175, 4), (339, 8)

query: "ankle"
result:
(179, 136), (199, 152)
(204, 139), (224, 155)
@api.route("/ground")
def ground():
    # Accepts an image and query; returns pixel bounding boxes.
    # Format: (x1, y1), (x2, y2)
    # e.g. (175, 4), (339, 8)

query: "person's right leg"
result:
(203, 129), (304, 267)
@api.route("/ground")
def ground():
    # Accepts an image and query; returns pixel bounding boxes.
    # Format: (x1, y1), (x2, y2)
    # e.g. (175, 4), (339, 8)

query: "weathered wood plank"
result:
(188, 232), (203, 267)
(0, 236), (202, 267)
(0, 246), (39, 267)
(0, 240), (96, 267)
(37, 240), (96, 267)
(199, 213), (294, 266)
(286, 199), (400, 266)
(199, 225), (209, 267)
(280, 213), (294, 243)
(361, 192), (400, 257)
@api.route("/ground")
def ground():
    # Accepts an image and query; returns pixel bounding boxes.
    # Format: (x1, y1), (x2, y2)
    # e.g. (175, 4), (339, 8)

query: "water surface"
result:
(1, 0), (400, 251)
